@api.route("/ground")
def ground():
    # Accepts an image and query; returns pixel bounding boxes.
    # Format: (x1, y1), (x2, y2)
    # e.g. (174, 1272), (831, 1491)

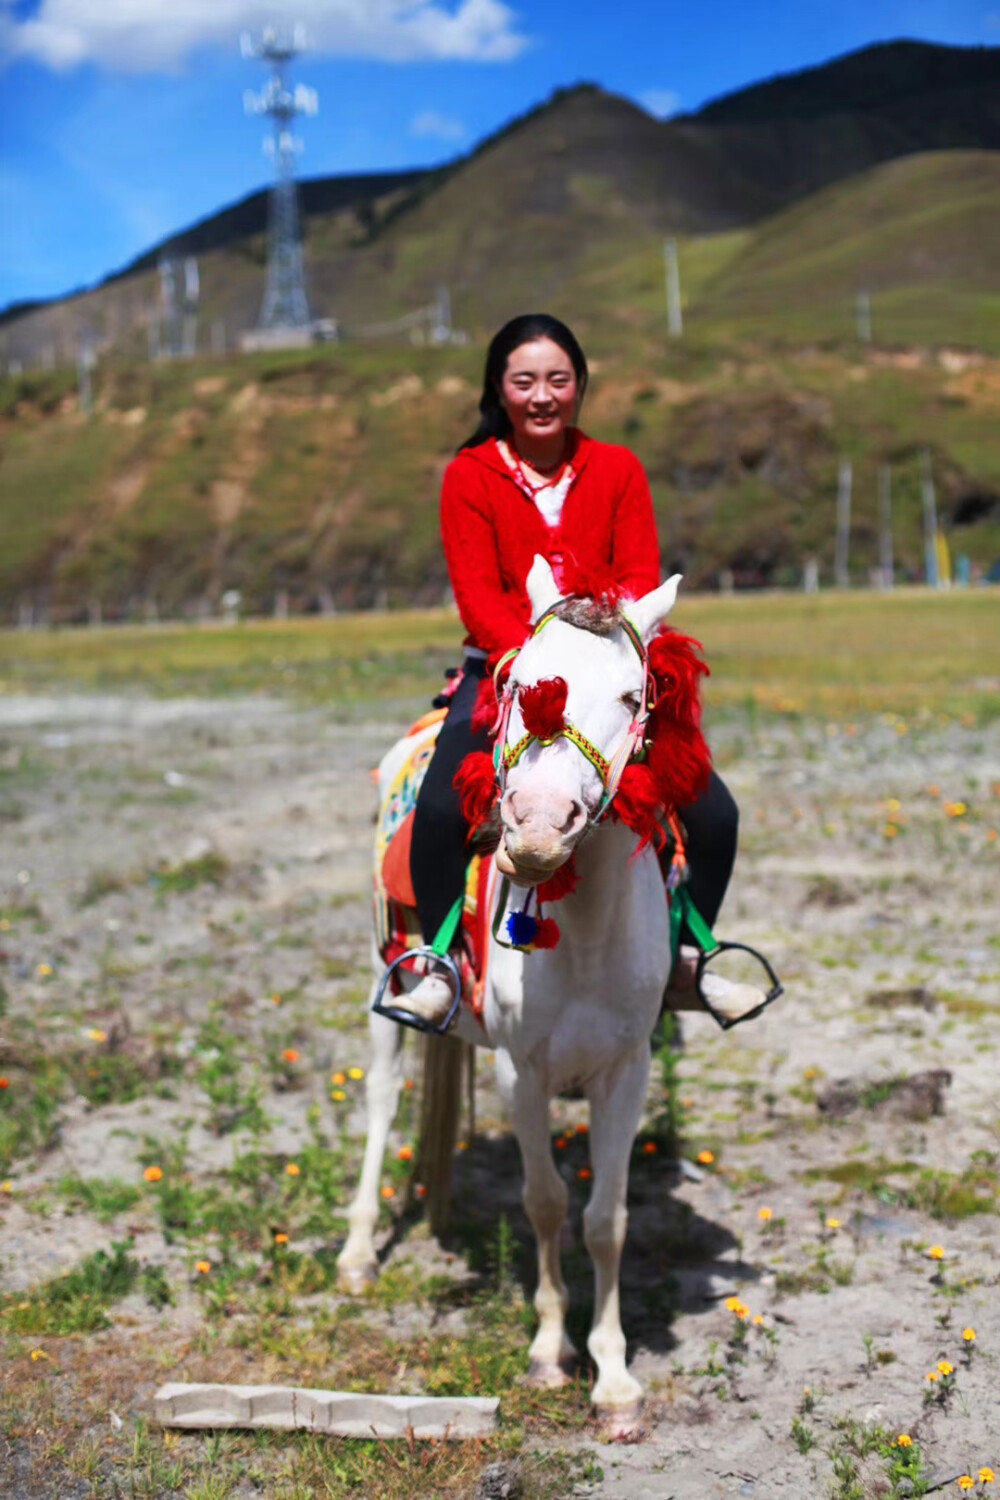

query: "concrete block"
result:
(154, 1383), (499, 1439)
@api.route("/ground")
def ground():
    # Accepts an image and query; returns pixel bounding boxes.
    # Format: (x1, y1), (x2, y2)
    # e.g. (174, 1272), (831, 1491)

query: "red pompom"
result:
(453, 750), (498, 830)
(520, 676), (568, 740)
(532, 917), (561, 949)
(471, 674), (499, 736)
(536, 854), (579, 904)
(614, 762), (667, 852)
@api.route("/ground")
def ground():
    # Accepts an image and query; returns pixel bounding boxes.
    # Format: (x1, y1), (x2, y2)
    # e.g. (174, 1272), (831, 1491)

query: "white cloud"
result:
(638, 87), (681, 120)
(410, 109), (466, 142)
(2, 0), (528, 73)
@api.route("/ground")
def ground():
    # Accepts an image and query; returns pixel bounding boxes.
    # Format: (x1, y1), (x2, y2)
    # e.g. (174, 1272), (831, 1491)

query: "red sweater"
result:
(441, 430), (660, 657)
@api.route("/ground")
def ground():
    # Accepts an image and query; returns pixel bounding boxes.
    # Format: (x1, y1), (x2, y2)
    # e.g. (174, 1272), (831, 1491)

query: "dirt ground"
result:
(1, 684), (998, 1499)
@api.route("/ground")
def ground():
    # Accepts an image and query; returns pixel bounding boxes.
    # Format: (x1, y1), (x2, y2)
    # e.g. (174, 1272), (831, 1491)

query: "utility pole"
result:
(856, 289), (872, 343)
(77, 332), (96, 414)
(242, 25), (317, 333)
(834, 459), (852, 589)
(664, 238), (682, 338)
(921, 448), (939, 588)
(877, 464), (893, 589)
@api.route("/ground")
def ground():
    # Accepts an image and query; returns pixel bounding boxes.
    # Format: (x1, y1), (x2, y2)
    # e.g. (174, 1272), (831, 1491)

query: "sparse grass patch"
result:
(1, 1239), (139, 1335)
(54, 1174), (143, 1222)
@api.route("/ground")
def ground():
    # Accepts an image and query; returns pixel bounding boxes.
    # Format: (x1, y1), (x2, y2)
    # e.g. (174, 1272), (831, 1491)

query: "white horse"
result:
(338, 557), (684, 1427)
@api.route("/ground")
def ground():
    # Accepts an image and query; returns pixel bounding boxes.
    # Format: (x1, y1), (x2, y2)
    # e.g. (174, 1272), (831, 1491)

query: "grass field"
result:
(1, 585), (999, 1498)
(2, 589), (997, 722)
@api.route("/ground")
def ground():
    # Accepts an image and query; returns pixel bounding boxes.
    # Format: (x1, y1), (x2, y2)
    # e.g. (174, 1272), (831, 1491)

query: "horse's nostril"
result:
(507, 790), (526, 826)
(561, 801), (586, 835)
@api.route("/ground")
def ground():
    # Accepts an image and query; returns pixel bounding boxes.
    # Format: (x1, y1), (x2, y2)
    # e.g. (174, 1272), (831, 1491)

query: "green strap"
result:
(670, 885), (719, 963)
(430, 894), (465, 958)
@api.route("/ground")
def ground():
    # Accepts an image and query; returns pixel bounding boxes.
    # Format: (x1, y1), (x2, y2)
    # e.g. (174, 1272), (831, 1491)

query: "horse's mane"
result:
(456, 590), (712, 861)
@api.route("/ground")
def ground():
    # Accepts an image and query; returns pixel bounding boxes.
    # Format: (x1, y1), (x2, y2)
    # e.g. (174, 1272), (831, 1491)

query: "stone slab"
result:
(154, 1383), (499, 1439)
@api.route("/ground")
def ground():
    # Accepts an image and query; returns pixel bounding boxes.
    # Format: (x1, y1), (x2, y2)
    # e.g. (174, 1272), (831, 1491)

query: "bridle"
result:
(491, 602), (654, 827)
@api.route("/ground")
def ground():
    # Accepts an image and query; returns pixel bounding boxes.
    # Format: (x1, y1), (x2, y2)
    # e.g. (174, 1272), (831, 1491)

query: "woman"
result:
(401, 312), (739, 1023)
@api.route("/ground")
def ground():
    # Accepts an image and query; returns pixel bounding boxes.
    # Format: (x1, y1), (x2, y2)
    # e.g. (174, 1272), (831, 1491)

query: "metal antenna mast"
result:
(242, 24), (317, 332)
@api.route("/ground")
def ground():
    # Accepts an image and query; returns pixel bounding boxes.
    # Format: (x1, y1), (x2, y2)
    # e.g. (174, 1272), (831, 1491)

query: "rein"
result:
(492, 603), (653, 827)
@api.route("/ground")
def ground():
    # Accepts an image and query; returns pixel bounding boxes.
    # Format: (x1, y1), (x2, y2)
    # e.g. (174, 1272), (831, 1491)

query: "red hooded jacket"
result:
(441, 429), (660, 657)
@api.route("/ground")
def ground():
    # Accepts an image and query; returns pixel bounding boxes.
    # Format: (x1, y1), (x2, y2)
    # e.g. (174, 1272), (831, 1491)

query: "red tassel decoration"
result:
(536, 854), (579, 904)
(648, 628), (709, 727)
(558, 557), (623, 605)
(453, 750), (498, 829)
(520, 676), (568, 740)
(471, 674), (499, 736)
(614, 762), (668, 851)
(532, 916), (561, 949)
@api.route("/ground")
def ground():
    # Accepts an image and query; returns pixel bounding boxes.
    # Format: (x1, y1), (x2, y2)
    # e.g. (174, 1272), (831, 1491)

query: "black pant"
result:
(409, 657), (737, 945)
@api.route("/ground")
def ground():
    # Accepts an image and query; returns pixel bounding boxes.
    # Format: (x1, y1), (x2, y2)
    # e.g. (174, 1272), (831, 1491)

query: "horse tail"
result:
(416, 1033), (470, 1240)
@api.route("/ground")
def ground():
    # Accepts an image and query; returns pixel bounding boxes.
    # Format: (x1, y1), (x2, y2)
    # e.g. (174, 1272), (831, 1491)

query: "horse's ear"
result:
(624, 574), (682, 642)
(526, 555), (563, 623)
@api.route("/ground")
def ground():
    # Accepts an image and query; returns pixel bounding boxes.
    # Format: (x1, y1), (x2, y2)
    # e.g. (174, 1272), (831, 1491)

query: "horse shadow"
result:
(379, 1123), (754, 1362)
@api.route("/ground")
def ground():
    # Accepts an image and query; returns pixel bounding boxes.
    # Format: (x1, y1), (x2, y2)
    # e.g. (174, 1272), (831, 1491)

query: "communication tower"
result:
(241, 25), (317, 332)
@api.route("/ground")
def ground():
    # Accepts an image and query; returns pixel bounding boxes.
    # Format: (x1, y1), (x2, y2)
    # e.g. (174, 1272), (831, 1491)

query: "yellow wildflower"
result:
(697, 1150), (715, 1165)
(937, 1359), (954, 1376)
(30, 1348), (49, 1361)
(957, 1479), (974, 1493)
(944, 802), (967, 818)
(978, 1468), (994, 1485)
(37, 963), (53, 978)
(925, 1370), (939, 1382)
(347, 1067), (364, 1081)
(826, 1218), (842, 1230)
(752, 1314), (765, 1326)
(330, 1089), (346, 1102)
(87, 1027), (108, 1042)
(758, 1206), (773, 1222)
(1, 1181), (13, 1194)
(962, 1327), (976, 1343)
(927, 1245), (945, 1260)
(895, 1434), (913, 1448)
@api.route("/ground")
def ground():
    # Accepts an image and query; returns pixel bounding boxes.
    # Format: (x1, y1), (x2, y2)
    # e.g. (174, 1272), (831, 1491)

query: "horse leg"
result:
(337, 998), (405, 1292)
(584, 1047), (650, 1425)
(500, 1057), (577, 1386)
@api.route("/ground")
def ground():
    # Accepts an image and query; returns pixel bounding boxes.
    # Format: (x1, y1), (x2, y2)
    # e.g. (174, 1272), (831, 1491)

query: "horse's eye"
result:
(620, 691), (642, 715)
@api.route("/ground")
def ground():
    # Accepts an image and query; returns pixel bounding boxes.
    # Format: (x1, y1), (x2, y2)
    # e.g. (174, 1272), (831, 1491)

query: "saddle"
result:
(373, 711), (494, 1021)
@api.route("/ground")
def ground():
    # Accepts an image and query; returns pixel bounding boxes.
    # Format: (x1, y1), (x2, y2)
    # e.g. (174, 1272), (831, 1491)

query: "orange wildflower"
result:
(0, 1078), (9, 1089)
(331, 1071), (347, 1086)
(380, 1185), (395, 1199)
(195, 1260), (211, 1275)
(274, 1232), (289, 1245)
(642, 1141), (657, 1155)
(697, 1150), (715, 1165)
(577, 1167), (593, 1181)
(414, 1183), (428, 1199)
(396, 1145), (414, 1161)
(282, 1048), (300, 1064)
(285, 1163), (301, 1177)
(143, 1166), (163, 1183)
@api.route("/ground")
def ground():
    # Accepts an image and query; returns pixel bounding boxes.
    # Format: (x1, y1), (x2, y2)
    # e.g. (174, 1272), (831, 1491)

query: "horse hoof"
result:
(336, 1263), (377, 1295)
(525, 1358), (575, 1389)
(593, 1399), (645, 1442)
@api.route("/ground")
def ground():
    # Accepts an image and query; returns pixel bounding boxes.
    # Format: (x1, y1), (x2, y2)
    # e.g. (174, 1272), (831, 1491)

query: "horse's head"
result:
(496, 556), (681, 882)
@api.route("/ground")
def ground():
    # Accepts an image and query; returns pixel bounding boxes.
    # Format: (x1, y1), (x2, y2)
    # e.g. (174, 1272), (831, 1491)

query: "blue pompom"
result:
(506, 910), (538, 949)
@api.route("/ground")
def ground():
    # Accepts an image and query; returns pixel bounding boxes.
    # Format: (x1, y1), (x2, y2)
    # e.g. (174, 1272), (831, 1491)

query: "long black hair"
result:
(460, 313), (588, 450)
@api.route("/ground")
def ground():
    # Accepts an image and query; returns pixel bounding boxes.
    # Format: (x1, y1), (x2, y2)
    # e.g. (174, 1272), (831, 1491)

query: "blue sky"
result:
(0, 0), (994, 308)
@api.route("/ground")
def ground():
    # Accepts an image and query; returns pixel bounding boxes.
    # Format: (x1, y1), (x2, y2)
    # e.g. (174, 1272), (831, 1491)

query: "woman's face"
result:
(499, 337), (579, 448)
